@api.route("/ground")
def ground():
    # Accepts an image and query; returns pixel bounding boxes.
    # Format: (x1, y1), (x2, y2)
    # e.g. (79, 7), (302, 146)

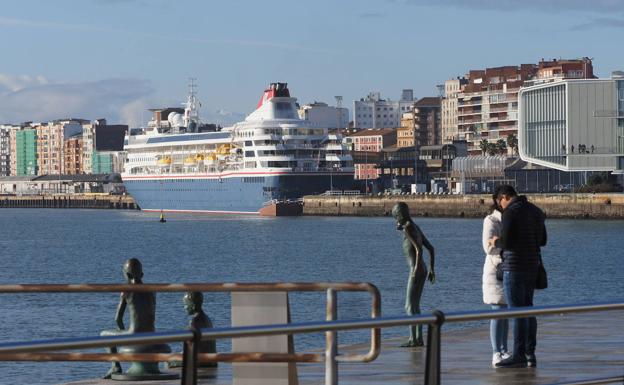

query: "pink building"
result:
(348, 129), (396, 180)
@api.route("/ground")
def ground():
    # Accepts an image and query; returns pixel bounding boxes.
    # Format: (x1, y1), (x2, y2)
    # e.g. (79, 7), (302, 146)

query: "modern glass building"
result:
(518, 76), (624, 172)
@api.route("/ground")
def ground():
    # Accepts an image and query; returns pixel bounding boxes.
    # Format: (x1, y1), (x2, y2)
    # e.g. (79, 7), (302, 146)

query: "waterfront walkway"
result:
(67, 310), (624, 385)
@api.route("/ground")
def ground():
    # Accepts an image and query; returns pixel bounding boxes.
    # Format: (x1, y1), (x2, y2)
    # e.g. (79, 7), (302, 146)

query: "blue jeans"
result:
(490, 304), (509, 353)
(503, 271), (537, 359)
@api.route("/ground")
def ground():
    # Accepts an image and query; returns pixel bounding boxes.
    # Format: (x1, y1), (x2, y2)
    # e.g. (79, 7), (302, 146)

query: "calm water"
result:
(0, 209), (622, 384)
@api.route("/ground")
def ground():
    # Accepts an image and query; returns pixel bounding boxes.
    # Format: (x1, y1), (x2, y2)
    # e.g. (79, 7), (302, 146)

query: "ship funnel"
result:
(256, 82), (291, 109)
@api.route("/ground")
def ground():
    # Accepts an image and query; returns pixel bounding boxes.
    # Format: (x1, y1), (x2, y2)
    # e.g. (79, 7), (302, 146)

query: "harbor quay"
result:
(302, 193), (624, 219)
(0, 193), (138, 210)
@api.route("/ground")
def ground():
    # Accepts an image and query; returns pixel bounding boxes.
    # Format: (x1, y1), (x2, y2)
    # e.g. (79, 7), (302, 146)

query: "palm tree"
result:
(506, 133), (518, 155)
(496, 139), (507, 155)
(479, 139), (489, 155)
(487, 142), (498, 156)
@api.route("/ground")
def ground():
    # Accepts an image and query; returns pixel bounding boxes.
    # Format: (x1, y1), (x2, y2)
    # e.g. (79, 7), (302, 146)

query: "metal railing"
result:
(0, 292), (621, 385)
(0, 283), (380, 373)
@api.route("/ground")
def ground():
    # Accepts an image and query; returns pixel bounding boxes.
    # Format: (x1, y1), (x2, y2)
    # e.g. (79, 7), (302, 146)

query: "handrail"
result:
(0, 300), (622, 385)
(0, 282), (381, 365)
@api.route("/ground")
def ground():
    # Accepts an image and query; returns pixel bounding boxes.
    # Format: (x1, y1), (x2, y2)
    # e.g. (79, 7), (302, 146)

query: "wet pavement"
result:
(65, 311), (624, 385)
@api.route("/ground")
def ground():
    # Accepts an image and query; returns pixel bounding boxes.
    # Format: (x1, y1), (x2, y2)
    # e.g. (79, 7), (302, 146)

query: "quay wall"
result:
(0, 194), (138, 210)
(302, 193), (624, 219)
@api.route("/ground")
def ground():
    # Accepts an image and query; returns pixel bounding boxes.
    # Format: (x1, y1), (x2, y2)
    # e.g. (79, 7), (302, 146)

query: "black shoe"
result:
(525, 353), (536, 368)
(495, 356), (527, 368)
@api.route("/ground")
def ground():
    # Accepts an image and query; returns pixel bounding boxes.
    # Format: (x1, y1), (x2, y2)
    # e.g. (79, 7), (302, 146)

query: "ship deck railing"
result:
(0, 284), (622, 385)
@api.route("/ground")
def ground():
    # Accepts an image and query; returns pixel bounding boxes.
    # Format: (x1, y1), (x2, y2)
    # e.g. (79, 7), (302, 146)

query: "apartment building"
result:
(441, 77), (468, 144)
(348, 128), (396, 180)
(0, 125), (19, 176)
(353, 90), (415, 129)
(64, 135), (83, 174)
(397, 97), (441, 148)
(298, 102), (349, 129)
(455, 58), (595, 154)
(36, 120), (83, 175)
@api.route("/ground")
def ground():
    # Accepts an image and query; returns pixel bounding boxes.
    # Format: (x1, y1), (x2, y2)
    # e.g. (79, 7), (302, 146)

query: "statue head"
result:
(123, 258), (143, 283)
(392, 202), (411, 229)
(183, 291), (203, 315)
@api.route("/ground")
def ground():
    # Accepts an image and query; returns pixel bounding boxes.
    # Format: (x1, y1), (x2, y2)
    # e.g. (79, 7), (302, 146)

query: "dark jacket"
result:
(498, 196), (547, 272)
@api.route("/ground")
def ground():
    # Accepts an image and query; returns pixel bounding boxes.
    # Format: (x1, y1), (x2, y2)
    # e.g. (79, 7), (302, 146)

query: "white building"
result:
(297, 102), (349, 129)
(518, 74), (624, 172)
(353, 90), (415, 129)
(441, 78), (467, 144)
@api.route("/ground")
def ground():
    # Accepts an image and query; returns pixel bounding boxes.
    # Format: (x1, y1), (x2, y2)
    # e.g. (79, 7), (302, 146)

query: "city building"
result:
(298, 102), (349, 129)
(64, 134), (83, 174)
(353, 90), (415, 129)
(82, 119), (127, 174)
(0, 124), (19, 176)
(35, 120), (83, 175)
(348, 129), (396, 180)
(455, 58), (595, 155)
(518, 73), (624, 173)
(14, 128), (38, 176)
(441, 77), (468, 144)
(397, 97), (442, 148)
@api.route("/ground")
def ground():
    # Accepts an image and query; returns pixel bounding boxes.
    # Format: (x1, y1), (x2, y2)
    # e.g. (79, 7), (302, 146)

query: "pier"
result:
(57, 310), (624, 385)
(0, 194), (138, 210)
(302, 193), (624, 219)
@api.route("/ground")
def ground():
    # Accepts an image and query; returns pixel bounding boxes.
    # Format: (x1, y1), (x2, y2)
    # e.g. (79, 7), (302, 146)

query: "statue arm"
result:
(423, 235), (435, 275)
(115, 293), (127, 330)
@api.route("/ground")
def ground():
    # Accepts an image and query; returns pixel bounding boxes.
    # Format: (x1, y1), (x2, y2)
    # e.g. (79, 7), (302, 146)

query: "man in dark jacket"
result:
(489, 185), (546, 368)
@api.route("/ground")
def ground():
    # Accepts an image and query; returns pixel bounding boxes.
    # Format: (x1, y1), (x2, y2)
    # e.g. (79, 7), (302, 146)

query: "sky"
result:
(0, 0), (623, 127)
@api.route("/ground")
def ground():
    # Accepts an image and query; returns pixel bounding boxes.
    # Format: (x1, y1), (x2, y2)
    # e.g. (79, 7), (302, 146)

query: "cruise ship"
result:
(121, 83), (354, 214)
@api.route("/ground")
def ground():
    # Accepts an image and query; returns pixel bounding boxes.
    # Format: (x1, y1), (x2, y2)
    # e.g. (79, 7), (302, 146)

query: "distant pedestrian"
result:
(482, 197), (509, 366)
(579, 144), (582, 154)
(571, 145), (574, 153)
(489, 185), (547, 368)
(561, 144), (566, 154)
(591, 145), (595, 154)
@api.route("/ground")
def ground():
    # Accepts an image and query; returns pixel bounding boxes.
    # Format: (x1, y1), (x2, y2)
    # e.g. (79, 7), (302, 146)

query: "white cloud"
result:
(0, 75), (154, 125)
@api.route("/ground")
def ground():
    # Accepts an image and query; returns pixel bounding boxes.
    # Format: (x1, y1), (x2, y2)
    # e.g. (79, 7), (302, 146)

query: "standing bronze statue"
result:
(392, 202), (436, 347)
(100, 258), (176, 380)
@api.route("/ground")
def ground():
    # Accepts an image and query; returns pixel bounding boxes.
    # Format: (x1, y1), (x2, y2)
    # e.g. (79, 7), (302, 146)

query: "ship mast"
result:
(183, 78), (200, 127)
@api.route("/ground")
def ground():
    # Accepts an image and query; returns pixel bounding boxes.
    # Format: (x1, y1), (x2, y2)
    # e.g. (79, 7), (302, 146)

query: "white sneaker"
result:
(501, 352), (511, 360)
(492, 352), (503, 366)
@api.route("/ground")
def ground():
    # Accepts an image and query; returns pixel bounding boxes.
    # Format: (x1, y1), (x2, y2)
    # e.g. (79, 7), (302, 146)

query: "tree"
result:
(506, 133), (518, 155)
(479, 139), (489, 155)
(496, 139), (507, 155)
(487, 142), (498, 156)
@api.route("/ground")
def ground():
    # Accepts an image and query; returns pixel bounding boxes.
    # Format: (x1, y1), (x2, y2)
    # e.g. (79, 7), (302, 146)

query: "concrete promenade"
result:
(67, 310), (624, 385)
(302, 193), (624, 219)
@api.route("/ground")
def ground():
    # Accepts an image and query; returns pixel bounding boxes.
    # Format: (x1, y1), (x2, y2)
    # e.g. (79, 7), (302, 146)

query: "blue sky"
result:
(0, 0), (623, 126)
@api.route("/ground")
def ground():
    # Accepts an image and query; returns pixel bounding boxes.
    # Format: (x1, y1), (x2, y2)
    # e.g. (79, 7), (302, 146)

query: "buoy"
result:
(159, 210), (166, 223)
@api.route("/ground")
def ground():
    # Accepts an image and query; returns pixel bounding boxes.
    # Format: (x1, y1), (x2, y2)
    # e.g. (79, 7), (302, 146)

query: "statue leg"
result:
(100, 329), (124, 378)
(401, 268), (427, 347)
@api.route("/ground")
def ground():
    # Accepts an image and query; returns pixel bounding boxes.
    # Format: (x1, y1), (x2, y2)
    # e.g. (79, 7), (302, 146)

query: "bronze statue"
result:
(392, 202), (436, 347)
(100, 258), (163, 379)
(169, 292), (217, 368)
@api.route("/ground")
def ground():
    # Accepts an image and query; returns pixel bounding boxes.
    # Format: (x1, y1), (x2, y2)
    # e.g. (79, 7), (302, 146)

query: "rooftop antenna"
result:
(436, 84), (445, 98)
(334, 96), (343, 108)
(183, 78), (200, 127)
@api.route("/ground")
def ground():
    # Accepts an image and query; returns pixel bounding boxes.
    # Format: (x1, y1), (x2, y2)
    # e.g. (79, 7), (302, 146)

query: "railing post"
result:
(180, 328), (200, 385)
(424, 310), (445, 385)
(325, 288), (338, 385)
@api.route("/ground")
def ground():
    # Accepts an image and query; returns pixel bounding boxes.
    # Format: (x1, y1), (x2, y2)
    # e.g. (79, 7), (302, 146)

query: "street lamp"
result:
(412, 105), (419, 189)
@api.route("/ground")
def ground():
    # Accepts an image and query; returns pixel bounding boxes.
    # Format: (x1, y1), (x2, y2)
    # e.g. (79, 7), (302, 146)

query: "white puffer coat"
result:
(482, 210), (506, 305)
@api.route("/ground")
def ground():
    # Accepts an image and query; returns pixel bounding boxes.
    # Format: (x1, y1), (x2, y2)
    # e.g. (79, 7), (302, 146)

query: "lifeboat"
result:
(184, 156), (197, 166)
(216, 144), (231, 155)
(157, 157), (172, 166)
(195, 154), (205, 161)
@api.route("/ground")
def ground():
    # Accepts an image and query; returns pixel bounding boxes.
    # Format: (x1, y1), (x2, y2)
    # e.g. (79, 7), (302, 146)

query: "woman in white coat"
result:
(482, 198), (509, 366)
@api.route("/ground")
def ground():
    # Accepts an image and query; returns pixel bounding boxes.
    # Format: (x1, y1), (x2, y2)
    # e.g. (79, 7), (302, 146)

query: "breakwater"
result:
(0, 194), (138, 210)
(302, 193), (624, 219)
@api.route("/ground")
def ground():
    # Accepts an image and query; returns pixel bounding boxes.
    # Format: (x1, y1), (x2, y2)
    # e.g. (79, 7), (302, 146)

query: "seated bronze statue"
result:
(100, 258), (176, 380)
(169, 291), (217, 369)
